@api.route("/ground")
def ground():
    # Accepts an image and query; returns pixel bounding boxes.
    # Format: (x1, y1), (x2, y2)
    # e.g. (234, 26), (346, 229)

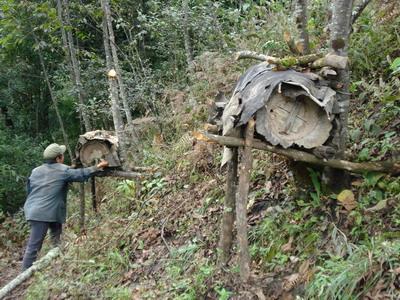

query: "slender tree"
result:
(324, 0), (354, 190)
(101, 0), (127, 163)
(294, 0), (310, 54)
(102, 0), (132, 124)
(182, 0), (194, 72)
(62, 0), (92, 131)
(35, 35), (73, 160)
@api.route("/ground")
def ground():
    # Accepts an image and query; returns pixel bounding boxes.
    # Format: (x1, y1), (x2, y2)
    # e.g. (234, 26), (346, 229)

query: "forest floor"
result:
(1, 53), (399, 299)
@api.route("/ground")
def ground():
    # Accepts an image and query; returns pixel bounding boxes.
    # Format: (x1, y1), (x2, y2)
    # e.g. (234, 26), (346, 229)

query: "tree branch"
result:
(235, 51), (349, 69)
(352, 0), (372, 24)
(193, 131), (400, 175)
(0, 248), (60, 299)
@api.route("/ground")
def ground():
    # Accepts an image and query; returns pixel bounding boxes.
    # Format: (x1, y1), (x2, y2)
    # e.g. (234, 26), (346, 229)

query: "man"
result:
(22, 143), (108, 270)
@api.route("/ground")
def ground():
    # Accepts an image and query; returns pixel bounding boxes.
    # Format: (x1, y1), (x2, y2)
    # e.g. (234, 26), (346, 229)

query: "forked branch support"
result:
(193, 131), (400, 175)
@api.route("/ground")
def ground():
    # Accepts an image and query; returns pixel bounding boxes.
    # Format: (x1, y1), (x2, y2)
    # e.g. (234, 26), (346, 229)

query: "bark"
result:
(62, 0), (92, 131)
(294, 0), (310, 54)
(236, 119), (255, 282)
(91, 177), (97, 212)
(102, 0), (132, 124)
(57, 0), (91, 225)
(56, 0), (73, 81)
(0, 248), (60, 299)
(235, 51), (327, 68)
(193, 131), (400, 175)
(326, 0), (354, 189)
(352, 0), (372, 24)
(182, 0), (194, 72)
(96, 170), (145, 179)
(79, 183), (85, 230)
(35, 37), (73, 159)
(218, 147), (238, 266)
(311, 54), (349, 69)
(101, 0), (127, 162)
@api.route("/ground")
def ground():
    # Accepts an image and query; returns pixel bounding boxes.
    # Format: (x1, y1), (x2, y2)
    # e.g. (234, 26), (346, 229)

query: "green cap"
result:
(43, 143), (66, 160)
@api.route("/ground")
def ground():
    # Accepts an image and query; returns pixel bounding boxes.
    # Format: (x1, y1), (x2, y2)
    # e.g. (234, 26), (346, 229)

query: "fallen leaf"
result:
(365, 199), (388, 212)
(281, 236), (293, 252)
(283, 273), (300, 291)
(337, 190), (357, 211)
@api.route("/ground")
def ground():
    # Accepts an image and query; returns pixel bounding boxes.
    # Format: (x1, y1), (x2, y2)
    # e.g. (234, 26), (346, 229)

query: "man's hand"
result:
(96, 159), (109, 170)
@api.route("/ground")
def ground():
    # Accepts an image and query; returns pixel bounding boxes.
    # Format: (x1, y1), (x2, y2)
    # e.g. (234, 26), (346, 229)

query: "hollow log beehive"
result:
(75, 130), (121, 167)
(222, 62), (337, 149)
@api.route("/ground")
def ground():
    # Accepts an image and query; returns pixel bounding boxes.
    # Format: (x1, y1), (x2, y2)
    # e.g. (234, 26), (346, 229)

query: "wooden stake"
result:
(79, 183), (85, 231)
(91, 177), (97, 212)
(236, 119), (255, 282)
(218, 147), (238, 266)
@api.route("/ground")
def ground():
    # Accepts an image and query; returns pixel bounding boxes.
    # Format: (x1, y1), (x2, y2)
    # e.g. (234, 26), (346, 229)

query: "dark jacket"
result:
(24, 163), (98, 223)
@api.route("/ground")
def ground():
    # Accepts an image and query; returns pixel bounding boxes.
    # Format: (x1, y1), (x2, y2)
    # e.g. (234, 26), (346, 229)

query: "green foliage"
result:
(306, 240), (400, 299)
(389, 57), (400, 75)
(0, 126), (43, 213)
(0, 209), (29, 249)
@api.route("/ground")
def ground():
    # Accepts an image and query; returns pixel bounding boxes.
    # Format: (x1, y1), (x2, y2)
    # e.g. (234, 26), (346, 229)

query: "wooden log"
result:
(352, 0), (372, 24)
(311, 54), (349, 69)
(235, 50), (273, 62)
(127, 166), (157, 173)
(235, 50), (348, 70)
(193, 131), (400, 175)
(235, 50), (323, 67)
(96, 170), (145, 179)
(236, 119), (255, 282)
(217, 147), (238, 266)
(0, 247), (60, 299)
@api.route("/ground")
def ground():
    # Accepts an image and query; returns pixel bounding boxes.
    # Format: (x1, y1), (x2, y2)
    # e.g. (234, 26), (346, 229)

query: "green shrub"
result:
(0, 125), (44, 214)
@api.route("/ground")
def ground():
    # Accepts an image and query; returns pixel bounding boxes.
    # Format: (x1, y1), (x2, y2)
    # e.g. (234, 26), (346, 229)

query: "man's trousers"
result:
(22, 220), (62, 270)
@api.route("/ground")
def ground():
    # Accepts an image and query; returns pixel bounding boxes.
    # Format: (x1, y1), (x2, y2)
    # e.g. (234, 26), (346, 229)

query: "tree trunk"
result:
(218, 147), (238, 266)
(182, 0), (194, 72)
(325, 0), (354, 190)
(101, 0), (127, 163)
(57, 0), (91, 227)
(62, 0), (92, 131)
(102, 0), (132, 124)
(352, 0), (372, 24)
(294, 0), (310, 54)
(35, 37), (73, 160)
(236, 119), (255, 282)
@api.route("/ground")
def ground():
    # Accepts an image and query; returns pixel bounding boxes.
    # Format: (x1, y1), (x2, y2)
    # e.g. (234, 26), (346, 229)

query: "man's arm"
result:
(65, 160), (109, 183)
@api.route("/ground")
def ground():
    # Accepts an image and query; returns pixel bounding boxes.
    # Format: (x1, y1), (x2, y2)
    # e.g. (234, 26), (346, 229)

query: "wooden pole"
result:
(236, 119), (255, 282)
(218, 147), (238, 266)
(193, 131), (400, 175)
(91, 177), (97, 212)
(96, 170), (144, 179)
(0, 248), (60, 299)
(79, 183), (85, 231)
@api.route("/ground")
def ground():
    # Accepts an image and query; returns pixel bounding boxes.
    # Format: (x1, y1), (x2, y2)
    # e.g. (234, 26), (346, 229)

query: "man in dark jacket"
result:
(22, 143), (108, 270)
